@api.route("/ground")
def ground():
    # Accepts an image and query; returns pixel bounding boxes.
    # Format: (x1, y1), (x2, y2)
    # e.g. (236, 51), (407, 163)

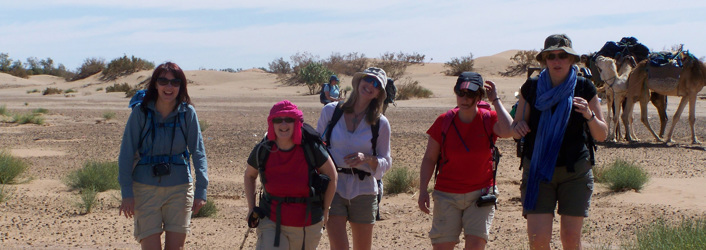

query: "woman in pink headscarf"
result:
(244, 100), (337, 250)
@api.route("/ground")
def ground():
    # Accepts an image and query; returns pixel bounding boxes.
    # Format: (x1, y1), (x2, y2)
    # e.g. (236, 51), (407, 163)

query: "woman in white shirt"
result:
(317, 67), (392, 250)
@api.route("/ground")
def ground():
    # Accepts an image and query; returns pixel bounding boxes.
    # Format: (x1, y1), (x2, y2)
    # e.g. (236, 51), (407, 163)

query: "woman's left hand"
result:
(344, 152), (367, 168)
(572, 97), (593, 119)
(484, 80), (498, 102)
(192, 199), (207, 214)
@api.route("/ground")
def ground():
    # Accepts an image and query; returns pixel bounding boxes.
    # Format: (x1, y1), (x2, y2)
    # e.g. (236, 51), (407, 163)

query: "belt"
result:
(336, 167), (371, 180)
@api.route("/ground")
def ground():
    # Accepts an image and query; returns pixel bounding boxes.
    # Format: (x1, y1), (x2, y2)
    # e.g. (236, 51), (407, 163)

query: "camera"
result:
(516, 138), (524, 158)
(476, 193), (497, 207)
(152, 163), (171, 177)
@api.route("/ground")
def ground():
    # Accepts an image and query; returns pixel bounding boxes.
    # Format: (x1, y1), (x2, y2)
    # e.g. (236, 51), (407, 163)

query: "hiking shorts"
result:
(256, 217), (323, 250)
(133, 182), (194, 242)
(520, 157), (594, 217)
(329, 193), (377, 224)
(429, 189), (495, 244)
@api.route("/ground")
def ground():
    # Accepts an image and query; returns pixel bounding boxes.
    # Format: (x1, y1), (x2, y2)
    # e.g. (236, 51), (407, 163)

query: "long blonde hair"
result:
(341, 80), (386, 125)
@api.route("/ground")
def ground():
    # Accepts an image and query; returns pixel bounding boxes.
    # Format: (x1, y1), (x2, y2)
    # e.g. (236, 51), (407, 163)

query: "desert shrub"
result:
(219, 68), (242, 73)
(101, 55), (154, 81)
(595, 159), (649, 192)
(396, 78), (433, 100)
(70, 57), (105, 81)
(377, 52), (409, 80)
(0, 150), (29, 184)
(268, 57), (292, 74)
(77, 187), (98, 214)
(0, 184), (14, 202)
(501, 50), (540, 77)
(42, 87), (63, 95)
(402, 52), (426, 64)
(384, 167), (417, 194)
(298, 62), (334, 95)
(624, 217), (706, 250)
(26, 89), (39, 94)
(12, 113), (44, 125)
(8, 60), (29, 78)
(32, 108), (48, 114)
(65, 161), (119, 192)
(0, 105), (7, 116)
(192, 199), (218, 218)
(105, 83), (132, 93)
(64, 89), (76, 94)
(323, 52), (368, 76)
(102, 111), (116, 120)
(96, 87), (103, 91)
(444, 53), (475, 76)
(199, 120), (210, 132)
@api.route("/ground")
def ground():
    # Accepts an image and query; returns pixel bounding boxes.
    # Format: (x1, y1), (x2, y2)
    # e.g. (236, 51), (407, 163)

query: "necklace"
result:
(352, 110), (366, 127)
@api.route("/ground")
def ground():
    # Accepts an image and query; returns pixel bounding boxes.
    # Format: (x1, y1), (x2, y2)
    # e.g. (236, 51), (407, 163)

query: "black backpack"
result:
(319, 84), (329, 104)
(253, 123), (330, 248)
(384, 79), (397, 104)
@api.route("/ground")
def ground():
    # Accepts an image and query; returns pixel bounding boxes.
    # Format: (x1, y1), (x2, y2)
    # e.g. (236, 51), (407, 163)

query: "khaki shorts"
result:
(429, 189), (495, 244)
(256, 217), (324, 250)
(329, 193), (377, 224)
(133, 182), (194, 242)
(520, 157), (594, 217)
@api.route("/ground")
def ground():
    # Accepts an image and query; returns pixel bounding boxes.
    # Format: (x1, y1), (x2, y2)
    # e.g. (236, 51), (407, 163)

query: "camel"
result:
(623, 51), (706, 144)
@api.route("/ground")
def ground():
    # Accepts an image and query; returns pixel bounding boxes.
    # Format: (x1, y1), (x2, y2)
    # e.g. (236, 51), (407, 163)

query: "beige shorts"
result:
(429, 189), (495, 244)
(329, 193), (377, 224)
(133, 182), (194, 242)
(256, 217), (324, 250)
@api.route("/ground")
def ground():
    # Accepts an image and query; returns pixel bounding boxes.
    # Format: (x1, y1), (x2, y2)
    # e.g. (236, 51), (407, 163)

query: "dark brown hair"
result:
(141, 62), (192, 110)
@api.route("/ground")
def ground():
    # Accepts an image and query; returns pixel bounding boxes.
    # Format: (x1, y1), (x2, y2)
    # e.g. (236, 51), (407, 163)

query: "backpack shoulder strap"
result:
(434, 108), (458, 178)
(254, 137), (272, 184)
(324, 102), (345, 147)
(371, 121), (380, 156)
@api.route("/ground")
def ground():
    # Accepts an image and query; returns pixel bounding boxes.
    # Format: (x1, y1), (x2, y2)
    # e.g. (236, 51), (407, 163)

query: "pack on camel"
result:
(623, 50), (706, 144)
(594, 55), (669, 142)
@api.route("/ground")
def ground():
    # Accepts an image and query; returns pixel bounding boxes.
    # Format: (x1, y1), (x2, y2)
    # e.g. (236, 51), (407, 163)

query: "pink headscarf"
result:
(267, 100), (304, 144)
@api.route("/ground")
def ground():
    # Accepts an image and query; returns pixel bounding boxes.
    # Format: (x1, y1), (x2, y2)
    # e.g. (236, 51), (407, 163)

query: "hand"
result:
(323, 207), (330, 226)
(119, 198), (135, 219)
(512, 120), (531, 137)
(344, 152), (366, 168)
(572, 97), (593, 119)
(418, 189), (431, 214)
(245, 207), (253, 221)
(192, 199), (207, 214)
(484, 80), (498, 102)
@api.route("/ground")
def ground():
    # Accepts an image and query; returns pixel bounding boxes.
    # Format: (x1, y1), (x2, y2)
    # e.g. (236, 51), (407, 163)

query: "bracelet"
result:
(491, 98), (500, 103)
(587, 110), (596, 122)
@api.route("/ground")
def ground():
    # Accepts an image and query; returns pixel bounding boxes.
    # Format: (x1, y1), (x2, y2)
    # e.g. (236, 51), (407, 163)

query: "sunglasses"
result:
(362, 75), (382, 88)
(272, 117), (296, 124)
(156, 77), (183, 87)
(545, 52), (570, 61)
(455, 90), (479, 98)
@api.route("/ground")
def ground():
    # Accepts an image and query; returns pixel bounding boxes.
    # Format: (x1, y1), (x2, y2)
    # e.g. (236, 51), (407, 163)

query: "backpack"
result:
(384, 79), (397, 104)
(319, 84), (330, 104)
(129, 90), (190, 166)
(434, 101), (498, 178)
(252, 123), (330, 248)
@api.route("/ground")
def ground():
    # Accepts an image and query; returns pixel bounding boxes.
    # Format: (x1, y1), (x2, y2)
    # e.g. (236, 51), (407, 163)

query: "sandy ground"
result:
(1, 52), (705, 249)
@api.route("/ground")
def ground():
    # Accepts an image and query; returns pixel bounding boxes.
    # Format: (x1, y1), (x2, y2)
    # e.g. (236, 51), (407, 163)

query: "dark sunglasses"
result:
(362, 75), (382, 88)
(156, 77), (183, 87)
(455, 90), (479, 98)
(545, 52), (570, 61)
(272, 117), (296, 124)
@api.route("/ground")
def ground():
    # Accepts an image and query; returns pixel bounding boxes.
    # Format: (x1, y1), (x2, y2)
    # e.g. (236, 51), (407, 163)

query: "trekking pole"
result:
(239, 227), (252, 250)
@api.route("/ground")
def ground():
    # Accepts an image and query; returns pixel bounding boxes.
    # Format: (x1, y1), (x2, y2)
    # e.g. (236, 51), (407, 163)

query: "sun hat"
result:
(267, 100), (304, 144)
(536, 34), (580, 63)
(454, 72), (484, 92)
(352, 67), (387, 90)
(329, 75), (339, 83)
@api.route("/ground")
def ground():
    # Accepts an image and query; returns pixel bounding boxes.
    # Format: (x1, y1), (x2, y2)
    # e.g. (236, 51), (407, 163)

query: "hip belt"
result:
(336, 167), (371, 180)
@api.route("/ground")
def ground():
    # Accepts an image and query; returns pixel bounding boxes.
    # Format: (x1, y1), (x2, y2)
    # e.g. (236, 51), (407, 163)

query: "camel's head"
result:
(594, 56), (618, 85)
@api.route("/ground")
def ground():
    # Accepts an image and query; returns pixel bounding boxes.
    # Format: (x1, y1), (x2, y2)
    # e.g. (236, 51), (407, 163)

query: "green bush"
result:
(384, 167), (417, 194)
(102, 55), (155, 81)
(0, 184), (14, 202)
(77, 187), (98, 214)
(595, 159), (649, 192)
(65, 161), (120, 192)
(444, 53), (475, 76)
(106, 83), (133, 93)
(96, 87), (103, 91)
(396, 78), (433, 100)
(0, 104), (7, 116)
(102, 111), (116, 120)
(12, 113), (44, 125)
(323, 52), (368, 76)
(199, 120), (210, 132)
(26, 89), (39, 94)
(42, 87), (63, 95)
(268, 57), (292, 74)
(192, 199), (218, 218)
(0, 150), (29, 184)
(501, 50), (540, 77)
(64, 89), (76, 93)
(298, 62), (334, 95)
(32, 108), (48, 114)
(625, 218), (706, 250)
(70, 57), (105, 81)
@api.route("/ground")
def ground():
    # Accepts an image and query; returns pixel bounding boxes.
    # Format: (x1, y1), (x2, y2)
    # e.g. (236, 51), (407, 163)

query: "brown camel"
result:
(623, 51), (706, 144)
(595, 55), (636, 141)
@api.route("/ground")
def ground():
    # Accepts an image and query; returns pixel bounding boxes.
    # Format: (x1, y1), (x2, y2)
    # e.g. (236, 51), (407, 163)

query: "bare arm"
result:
(417, 136), (440, 214)
(576, 95), (608, 142)
(512, 95), (532, 139)
(318, 157), (337, 225)
(485, 80), (514, 138)
(244, 165), (259, 219)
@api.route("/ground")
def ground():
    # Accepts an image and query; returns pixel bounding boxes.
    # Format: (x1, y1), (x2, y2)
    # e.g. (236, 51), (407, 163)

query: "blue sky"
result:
(2, 0), (705, 70)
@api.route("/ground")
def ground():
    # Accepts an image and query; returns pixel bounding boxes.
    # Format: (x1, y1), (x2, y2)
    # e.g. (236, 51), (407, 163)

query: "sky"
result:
(1, 0), (706, 71)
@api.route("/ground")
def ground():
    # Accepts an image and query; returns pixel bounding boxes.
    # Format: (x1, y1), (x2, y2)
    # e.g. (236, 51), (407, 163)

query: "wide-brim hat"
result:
(536, 34), (580, 63)
(352, 67), (387, 91)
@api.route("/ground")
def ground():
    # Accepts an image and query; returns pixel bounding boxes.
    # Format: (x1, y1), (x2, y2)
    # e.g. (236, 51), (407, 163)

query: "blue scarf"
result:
(523, 66), (577, 210)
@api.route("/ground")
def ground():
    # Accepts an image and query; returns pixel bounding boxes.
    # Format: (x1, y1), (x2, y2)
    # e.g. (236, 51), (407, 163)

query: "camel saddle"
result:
(646, 62), (683, 95)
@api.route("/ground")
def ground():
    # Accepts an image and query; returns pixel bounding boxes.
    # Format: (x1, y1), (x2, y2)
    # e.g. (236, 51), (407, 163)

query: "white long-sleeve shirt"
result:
(316, 102), (392, 200)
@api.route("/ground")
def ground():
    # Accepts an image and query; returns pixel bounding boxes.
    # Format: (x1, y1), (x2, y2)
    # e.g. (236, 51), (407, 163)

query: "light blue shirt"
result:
(324, 84), (340, 99)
